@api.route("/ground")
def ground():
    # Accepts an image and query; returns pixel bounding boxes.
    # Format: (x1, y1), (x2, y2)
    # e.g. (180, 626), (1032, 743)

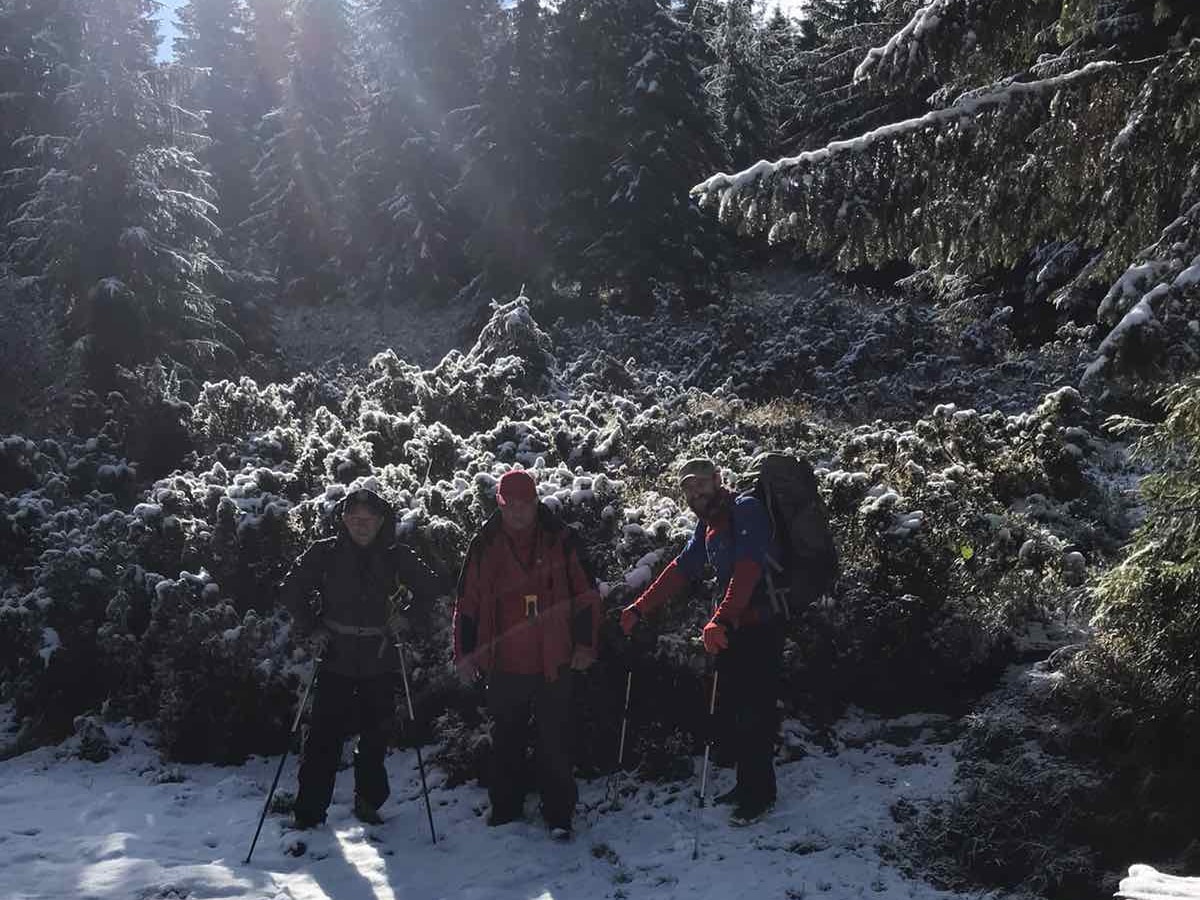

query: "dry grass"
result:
(738, 397), (819, 429)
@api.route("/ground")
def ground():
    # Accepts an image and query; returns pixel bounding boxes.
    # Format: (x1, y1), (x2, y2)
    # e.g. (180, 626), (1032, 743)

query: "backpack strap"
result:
(730, 495), (790, 621)
(455, 512), (503, 658)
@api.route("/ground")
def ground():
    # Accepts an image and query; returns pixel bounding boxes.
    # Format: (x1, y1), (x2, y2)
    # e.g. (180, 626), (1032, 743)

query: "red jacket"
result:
(453, 508), (599, 682)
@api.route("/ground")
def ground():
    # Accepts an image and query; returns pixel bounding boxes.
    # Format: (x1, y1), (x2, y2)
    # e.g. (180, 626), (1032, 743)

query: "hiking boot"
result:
(486, 807), (522, 827)
(729, 796), (775, 826)
(713, 786), (742, 807)
(353, 797), (385, 826)
(548, 824), (572, 842)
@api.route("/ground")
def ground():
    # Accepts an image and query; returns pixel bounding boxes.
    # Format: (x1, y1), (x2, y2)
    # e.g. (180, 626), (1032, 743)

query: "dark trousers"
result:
(295, 671), (395, 822)
(716, 623), (784, 804)
(487, 668), (576, 827)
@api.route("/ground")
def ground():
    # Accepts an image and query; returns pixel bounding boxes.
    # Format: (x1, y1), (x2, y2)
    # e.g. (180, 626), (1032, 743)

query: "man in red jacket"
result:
(620, 457), (784, 825)
(453, 470), (600, 840)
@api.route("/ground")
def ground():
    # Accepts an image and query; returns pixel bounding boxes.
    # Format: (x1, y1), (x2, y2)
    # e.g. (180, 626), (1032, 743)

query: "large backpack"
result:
(737, 452), (839, 618)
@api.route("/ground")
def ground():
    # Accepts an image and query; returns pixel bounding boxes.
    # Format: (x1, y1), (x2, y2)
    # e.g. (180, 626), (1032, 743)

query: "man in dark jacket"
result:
(280, 486), (442, 829)
(619, 457), (784, 825)
(452, 470), (600, 840)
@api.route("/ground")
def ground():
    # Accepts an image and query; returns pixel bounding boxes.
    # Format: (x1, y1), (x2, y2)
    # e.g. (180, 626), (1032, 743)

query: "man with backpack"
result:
(620, 457), (787, 825)
(279, 486), (443, 830)
(452, 469), (601, 841)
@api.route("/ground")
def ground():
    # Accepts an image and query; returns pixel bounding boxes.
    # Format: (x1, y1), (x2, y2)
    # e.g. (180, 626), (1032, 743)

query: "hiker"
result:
(620, 457), (784, 825)
(452, 469), (601, 840)
(279, 486), (443, 829)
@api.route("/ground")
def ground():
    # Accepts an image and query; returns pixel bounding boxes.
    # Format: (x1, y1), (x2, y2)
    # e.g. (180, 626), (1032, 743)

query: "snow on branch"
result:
(1080, 197), (1200, 384)
(1118, 864), (1200, 900)
(853, 0), (955, 84)
(691, 61), (1119, 197)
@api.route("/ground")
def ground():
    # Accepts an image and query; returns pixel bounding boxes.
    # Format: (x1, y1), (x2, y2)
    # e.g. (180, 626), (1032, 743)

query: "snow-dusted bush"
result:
(0, 290), (1134, 771)
(194, 376), (293, 445)
(140, 575), (294, 763)
(429, 708), (491, 789)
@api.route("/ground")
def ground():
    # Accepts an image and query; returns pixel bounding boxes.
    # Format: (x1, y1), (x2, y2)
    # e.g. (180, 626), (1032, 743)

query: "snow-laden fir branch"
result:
(853, 0), (954, 83)
(692, 59), (1120, 197)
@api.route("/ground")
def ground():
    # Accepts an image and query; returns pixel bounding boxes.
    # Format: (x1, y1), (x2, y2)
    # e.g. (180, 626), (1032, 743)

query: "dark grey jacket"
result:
(279, 490), (443, 678)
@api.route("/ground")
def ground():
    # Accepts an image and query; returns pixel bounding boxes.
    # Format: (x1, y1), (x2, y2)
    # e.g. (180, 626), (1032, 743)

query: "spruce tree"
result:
(693, 0), (1200, 375)
(709, 0), (771, 169)
(806, 0), (879, 40)
(245, 0), (356, 303)
(593, 1), (728, 311)
(173, 0), (260, 253)
(6, 0), (231, 385)
(0, 1), (84, 229)
(778, 0), (897, 152)
(244, 0), (291, 118)
(762, 4), (818, 156)
(343, 0), (489, 303)
(450, 0), (551, 299)
(544, 0), (629, 294)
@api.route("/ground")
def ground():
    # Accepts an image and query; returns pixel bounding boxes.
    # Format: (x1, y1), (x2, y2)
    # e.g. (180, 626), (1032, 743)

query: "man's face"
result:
(343, 502), (385, 547)
(500, 496), (538, 532)
(682, 473), (721, 519)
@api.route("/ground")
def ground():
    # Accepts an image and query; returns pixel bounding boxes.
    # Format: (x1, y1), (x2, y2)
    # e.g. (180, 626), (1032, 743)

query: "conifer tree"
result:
(343, 0), (491, 303)
(544, 0), (631, 294)
(807, 0), (880, 40)
(694, 0), (1200, 379)
(593, 1), (728, 310)
(0, 1), (84, 229)
(450, 0), (551, 299)
(245, 0), (356, 303)
(173, 0), (260, 252)
(762, 4), (818, 156)
(244, 0), (291, 119)
(6, 0), (231, 385)
(709, 0), (771, 169)
(777, 0), (898, 151)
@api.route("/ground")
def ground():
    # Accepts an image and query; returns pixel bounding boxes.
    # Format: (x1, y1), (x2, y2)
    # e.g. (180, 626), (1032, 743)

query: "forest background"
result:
(3, 1), (1200, 896)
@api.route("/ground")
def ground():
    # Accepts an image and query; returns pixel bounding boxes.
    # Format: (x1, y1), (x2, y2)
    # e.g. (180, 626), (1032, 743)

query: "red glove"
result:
(619, 602), (642, 636)
(701, 620), (728, 655)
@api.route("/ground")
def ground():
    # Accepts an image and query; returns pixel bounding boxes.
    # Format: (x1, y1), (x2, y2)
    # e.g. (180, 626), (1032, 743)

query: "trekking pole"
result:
(691, 668), (720, 861)
(592, 667), (634, 825)
(245, 656), (322, 865)
(398, 643), (437, 844)
(617, 669), (633, 766)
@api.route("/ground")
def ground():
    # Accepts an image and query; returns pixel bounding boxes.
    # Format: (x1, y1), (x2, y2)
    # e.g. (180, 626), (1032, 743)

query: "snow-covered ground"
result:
(0, 709), (973, 900)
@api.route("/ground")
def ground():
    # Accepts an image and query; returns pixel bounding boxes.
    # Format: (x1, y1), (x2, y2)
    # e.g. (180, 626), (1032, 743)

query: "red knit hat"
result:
(496, 470), (537, 506)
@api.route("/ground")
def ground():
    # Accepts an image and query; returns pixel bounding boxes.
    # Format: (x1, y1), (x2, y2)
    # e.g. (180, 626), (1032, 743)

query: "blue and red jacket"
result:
(635, 489), (776, 628)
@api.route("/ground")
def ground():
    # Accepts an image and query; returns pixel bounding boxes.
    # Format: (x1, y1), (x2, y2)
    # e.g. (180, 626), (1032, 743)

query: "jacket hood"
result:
(332, 486), (397, 550)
